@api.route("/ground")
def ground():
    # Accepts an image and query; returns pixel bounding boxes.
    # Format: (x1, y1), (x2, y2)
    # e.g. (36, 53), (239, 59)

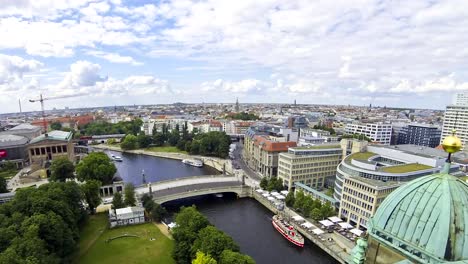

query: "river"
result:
(164, 194), (338, 264)
(104, 150), (220, 185)
(107, 150), (337, 263)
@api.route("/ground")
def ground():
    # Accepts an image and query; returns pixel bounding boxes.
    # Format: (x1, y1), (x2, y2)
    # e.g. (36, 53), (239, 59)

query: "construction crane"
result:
(29, 93), (85, 135)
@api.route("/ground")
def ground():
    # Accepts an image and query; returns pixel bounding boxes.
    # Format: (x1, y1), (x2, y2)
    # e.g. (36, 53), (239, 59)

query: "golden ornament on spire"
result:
(442, 129), (462, 154)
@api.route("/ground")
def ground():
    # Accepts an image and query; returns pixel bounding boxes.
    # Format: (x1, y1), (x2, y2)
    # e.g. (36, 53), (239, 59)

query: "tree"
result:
(137, 134), (153, 148)
(259, 177), (268, 190)
(293, 190), (306, 211)
(192, 251), (217, 264)
(172, 206), (210, 264)
(320, 202), (336, 219)
(151, 203), (167, 222)
(219, 250), (255, 264)
(50, 122), (62, 130)
(76, 152), (117, 184)
(311, 208), (321, 221)
(141, 193), (154, 211)
(153, 132), (165, 146)
(121, 134), (138, 150)
(49, 157), (75, 182)
(0, 177), (7, 193)
(112, 192), (125, 209)
(168, 129), (180, 146)
(192, 226), (240, 260)
(124, 183), (136, 206)
(285, 191), (295, 207)
(81, 180), (102, 214)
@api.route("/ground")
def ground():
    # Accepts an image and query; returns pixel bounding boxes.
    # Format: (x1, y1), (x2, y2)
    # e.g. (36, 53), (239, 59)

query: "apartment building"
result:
(335, 144), (459, 229)
(397, 123), (441, 147)
(278, 145), (342, 191)
(344, 123), (392, 145)
(453, 92), (468, 106)
(441, 105), (468, 151)
(243, 127), (297, 178)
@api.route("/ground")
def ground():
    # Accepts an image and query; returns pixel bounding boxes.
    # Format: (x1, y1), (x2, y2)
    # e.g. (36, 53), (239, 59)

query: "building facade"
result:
(278, 145), (342, 191)
(441, 105), (468, 151)
(109, 206), (145, 228)
(344, 123), (392, 145)
(335, 144), (459, 229)
(28, 130), (75, 169)
(397, 123), (441, 147)
(243, 127), (297, 178)
(453, 92), (468, 106)
(0, 134), (29, 168)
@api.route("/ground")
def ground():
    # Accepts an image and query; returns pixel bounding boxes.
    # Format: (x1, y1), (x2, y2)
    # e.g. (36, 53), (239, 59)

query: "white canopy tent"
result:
(271, 191), (280, 196)
(301, 222), (314, 229)
(262, 193), (271, 197)
(276, 195), (286, 200)
(280, 190), (289, 195)
(255, 189), (264, 193)
(292, 215), (304, 221)
(338, 222), (353, 229)
(267, 197), (276, 201)
(350, 228), (364, 236)
(312, 228), (325, 235)
(328, 216), (343, 223)
(319, 220), (335, 227)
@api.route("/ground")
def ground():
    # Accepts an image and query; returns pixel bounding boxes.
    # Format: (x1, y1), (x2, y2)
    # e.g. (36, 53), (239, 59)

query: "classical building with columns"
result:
(28, 130), (75, 169)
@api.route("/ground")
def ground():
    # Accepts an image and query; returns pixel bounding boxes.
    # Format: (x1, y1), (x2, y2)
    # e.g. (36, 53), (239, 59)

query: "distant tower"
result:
(19, 99), (22, 113)
(294, 99), (297, 106)
(235, 97), (240, 112)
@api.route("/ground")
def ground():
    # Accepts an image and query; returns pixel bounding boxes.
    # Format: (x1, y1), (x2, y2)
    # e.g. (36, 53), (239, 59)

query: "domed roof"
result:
(368, 167), (468, 263)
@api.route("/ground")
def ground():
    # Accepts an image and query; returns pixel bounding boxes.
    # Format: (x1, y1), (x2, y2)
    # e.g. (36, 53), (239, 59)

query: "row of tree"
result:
(111, 184), (136, 209)
(312, 124), (336, 135)
(81, 119), (143, 136)
(140, 194), (167, 222)
(228, 112), (259, 121)
(0, 182), (87, 263)
(0, 162), (16, 193)
(173, 206), (255, 264)
(285, 190), (336, 221)
(259, 176), (284, 192)
(121, 122), (231, 159)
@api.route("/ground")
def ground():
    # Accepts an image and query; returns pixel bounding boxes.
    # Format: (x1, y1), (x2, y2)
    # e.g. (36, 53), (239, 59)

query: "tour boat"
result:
(113, 156), (123, 162)
(272, 215), (304, 247)
(182, 159), (203, 167)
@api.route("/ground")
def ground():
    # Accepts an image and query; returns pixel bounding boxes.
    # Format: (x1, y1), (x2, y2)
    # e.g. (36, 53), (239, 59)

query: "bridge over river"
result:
(135, 175), (251, 204)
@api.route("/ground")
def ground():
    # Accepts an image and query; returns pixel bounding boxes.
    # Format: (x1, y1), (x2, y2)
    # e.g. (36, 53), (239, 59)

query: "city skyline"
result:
(1, 0), (468, 113)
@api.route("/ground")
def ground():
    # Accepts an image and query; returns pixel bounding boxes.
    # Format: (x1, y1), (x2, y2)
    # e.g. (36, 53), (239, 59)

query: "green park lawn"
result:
(76, 214), (175, 264)
(146, 146), (188, 154)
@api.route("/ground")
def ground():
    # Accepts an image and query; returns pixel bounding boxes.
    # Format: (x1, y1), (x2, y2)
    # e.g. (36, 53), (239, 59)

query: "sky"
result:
(1, 0), (468, 113)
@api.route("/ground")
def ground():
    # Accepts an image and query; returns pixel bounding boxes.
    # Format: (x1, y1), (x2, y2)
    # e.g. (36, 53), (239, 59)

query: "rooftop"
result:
(347, 176), (403, 189)
(9, 123), (41, 131)
(292, 144), (341, 150)
(29, 130), (73, 144)
(380, 163), (432, 173)
(0, 134), (29, 147)
(116, 206), (144, 215)
(345, 152), (376, 162)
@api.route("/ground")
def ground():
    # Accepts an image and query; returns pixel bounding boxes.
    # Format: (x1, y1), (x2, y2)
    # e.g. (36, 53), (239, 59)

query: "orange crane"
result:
(29, 93), (85, 134)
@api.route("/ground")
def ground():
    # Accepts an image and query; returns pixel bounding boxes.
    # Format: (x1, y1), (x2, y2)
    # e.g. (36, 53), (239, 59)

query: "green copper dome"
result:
(368, 166), (468, 263)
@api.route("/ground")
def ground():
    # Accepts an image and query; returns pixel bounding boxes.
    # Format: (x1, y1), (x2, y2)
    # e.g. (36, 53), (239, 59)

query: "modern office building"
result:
(397, 123), (441, 147)
(243, 127), (297, 178)
(344, 123), (392, 145)
(278, 145), (342, 191)
(298, 128), (339, 146)
(441, 105), (468, 151)
(335, 144), (459, 229)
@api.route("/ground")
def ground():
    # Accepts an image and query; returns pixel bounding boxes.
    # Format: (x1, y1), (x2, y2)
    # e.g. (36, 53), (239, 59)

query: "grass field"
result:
(146, 146), (188, 154)
(76, 214), (175, 264)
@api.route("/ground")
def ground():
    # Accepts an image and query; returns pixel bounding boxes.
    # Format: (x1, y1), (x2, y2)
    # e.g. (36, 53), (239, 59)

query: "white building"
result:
(453, 92), (468, 106)
(441, 105), (468, 151)
(344, 123), (392, 145)
(109, 206), (145, 228)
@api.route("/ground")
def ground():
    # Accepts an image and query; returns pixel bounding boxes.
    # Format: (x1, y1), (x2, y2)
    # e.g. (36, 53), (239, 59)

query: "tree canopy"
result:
(192, 226), (239, 260)
(81, 179), (102, 214)
(192, 251), (217, 264)
(124, 183), (136, 206)
(292, 190), (336, 220)
(219, 250), (255, 264)
(121, 134), (138, 150)
(75, 152), (117, 184)
(81, 119), (143, 136)
(229, 112), (259, 120)
(49, 157), (75, 182)
(112, 192), (125, 209)
(0, 182), (87, 263)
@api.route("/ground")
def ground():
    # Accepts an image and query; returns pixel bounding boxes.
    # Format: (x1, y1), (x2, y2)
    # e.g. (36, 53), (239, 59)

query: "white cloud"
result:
(57, 60), (107, 90)
(201, 79), (263, 93)
(0, 54), (42, 85)
(86, 51), (142, 65)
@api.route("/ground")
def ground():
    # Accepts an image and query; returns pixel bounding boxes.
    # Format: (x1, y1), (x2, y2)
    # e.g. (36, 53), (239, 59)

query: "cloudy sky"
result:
(1, 0), (468, 113)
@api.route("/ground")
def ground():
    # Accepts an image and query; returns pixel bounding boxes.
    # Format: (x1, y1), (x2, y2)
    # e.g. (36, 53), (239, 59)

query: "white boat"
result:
(113, 156), (123, 162)
(214, 193), (224, 198)
(182, 159), (203, 167)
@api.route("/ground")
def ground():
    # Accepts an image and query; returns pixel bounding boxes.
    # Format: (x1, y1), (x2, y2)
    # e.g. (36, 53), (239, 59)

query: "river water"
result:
(107, 150), (337, 263)
(105, 150), (220, 185)
(164, 194), (338, 264)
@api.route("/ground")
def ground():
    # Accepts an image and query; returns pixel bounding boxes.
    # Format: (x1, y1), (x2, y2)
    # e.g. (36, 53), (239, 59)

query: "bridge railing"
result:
(153, 185), (246, 203)
(136, 174), (236, 189)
